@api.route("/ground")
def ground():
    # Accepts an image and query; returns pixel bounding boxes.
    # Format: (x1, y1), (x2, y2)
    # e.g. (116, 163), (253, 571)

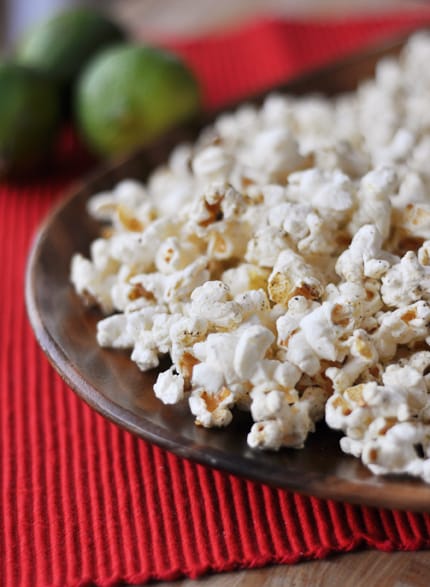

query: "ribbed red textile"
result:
(3, 11), (430, 587)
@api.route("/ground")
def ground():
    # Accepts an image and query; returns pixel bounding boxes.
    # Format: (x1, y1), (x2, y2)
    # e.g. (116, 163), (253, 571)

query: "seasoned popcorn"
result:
(71, 33), (430, 483)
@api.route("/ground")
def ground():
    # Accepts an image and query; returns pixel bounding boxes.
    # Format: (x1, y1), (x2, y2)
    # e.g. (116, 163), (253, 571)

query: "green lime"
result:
(74, 43), (201, 157)
(0, 63), (62, 177)
(16, 8), (126, 87)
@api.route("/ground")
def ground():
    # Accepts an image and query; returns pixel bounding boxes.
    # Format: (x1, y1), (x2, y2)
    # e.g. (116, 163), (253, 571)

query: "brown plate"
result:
(26, 31), (430, 511)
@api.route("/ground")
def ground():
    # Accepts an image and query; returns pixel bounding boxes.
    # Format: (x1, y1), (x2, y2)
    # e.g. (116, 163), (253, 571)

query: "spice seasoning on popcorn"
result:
(71, 33), (430, 483)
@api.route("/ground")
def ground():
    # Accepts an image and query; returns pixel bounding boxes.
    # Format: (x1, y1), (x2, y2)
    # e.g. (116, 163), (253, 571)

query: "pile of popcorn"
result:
(71, 33), (430, 482)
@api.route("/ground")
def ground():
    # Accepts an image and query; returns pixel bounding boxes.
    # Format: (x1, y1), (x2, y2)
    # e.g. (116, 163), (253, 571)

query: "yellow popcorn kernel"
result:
(379, 418), (397, 436)
(330, 303), (350, 328)
(279, 327), (299, 348)
(117, 204), (144, 232)
(201, 386), (232, 412)
(269, 273), (321, 305)
(344, 384), (366, 407)
(355, 338), (374, 361)
(197, 198), (223, 228)
(209, 231), (227, 255)
(401, 307), (417, 323)
(178, 352), (200, 380)
(127, 283), (155, 301)
(248, 266), (269, 291)
(367, 447), (379, 463)
(331, 395), (351, 416)
(405, 203), (430, 227)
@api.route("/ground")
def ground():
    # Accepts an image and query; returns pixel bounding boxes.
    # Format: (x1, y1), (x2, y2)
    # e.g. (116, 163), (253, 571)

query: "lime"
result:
(0, 63), (62, 177)
(74, 43), (201, 157)
(16, 8), (126, 87)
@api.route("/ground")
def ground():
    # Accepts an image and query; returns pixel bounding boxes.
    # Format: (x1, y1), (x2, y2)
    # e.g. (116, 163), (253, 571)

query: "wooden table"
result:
(109, 1), (430, 585)
(154, 550), (430, 587)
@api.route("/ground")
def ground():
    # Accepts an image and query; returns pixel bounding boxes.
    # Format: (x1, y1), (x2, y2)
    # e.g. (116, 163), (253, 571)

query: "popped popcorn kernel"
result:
(71, 31), (430, 484)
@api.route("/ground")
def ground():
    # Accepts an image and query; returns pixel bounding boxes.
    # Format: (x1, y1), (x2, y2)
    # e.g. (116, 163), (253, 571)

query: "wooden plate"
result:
(26, 32), (430, 511)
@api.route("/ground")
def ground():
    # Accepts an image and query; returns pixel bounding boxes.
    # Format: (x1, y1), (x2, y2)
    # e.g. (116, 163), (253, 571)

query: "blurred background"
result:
(2, 0), (427, 47)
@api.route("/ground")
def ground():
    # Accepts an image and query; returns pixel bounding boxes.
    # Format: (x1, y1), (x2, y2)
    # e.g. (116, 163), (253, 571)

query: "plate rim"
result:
(25, 28), (430, 511)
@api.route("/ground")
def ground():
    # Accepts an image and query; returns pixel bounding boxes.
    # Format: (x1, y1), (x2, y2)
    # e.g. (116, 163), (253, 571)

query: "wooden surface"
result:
(148, 550), (430, 587)
(109, 2), (430, 586)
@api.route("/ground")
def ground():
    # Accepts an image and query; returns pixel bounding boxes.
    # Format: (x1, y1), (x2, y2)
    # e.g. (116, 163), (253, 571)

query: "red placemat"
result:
(3, 10), (430, 587)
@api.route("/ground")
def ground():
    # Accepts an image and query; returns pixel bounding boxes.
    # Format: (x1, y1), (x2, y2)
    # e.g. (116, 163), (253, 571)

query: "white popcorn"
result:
(326, 352), (430, 480)
(190, 281), (242, 328)
(243, 127), (305, 182)
(221, 264), (269, 296)
(192, 330), (240, 388)
(373, 301), (430, 361)
(326, 329), (377, 392)
(260, 94), (294, 128)
(348, 166), (397, 240)
(267, 202), (311, 238)
(192, 145), (233, 182)
(234, 324), (275, 380)
(155, 237), (201, 274)
(394, 203), (430, 240)
(71, 32), (430, 483)
(299, 300), (352, 362)
(276, 296), (321, 376)
(268, 249), (324, 306)
(381, 251), (430, 307)
(189, 386), (234, 427)
(392, 171), (429, 208)
(70, 253), (116, 313)
(286, 168), (355, 219)
(154, 367), (185, 404)
(87, 179), (149, 223)
(248, 394), (315, 450)
(207, 221), (249, 260)
(97, 305), (165, 349)
(335, 224), (396, 282)
(131, 256), (209, 305)
(314, 140), (370, 178)
(235, 289), (271, 322)
(191, 362), (225, 393)
(131, 344), (159, 371)
(292, 96), (336, 152)
(169, 316), (208, 348)
(245, 226), (289, 268)
(249, 358), (301, 390)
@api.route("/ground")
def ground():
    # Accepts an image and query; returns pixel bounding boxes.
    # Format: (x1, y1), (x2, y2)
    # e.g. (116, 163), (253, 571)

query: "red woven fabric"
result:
(3, 10), (430, 587)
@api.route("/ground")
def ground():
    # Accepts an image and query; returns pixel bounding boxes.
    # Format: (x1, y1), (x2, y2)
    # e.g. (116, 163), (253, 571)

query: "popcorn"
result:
(276, 296), (321, 376)
(268, 249), (324, 305)
(286, 168), (355, 218)
(70, 32), (430, 484)
(381, 251), (430, 307)
(221, 264), (270, 296)
(335, 224), (396, 282)
(189, 386), (234, 427)
(248, 394), (315, 450)
(97, 305), (166, 348)
(242, 127), (305, 182)
(245, 226), (289, 268)
(70, 253), (117, 313)
(372, 301), (430, 361)
(394, 203), (430, 240)
(189, 281), (242, 328)
(154, 367), (185, 404)
(192, 145), (233, 182)
(155, 237), (201, 274)
(348, 166), (397, 240)
(233, 324), (275, 380)
(326, 353), (430, 480)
